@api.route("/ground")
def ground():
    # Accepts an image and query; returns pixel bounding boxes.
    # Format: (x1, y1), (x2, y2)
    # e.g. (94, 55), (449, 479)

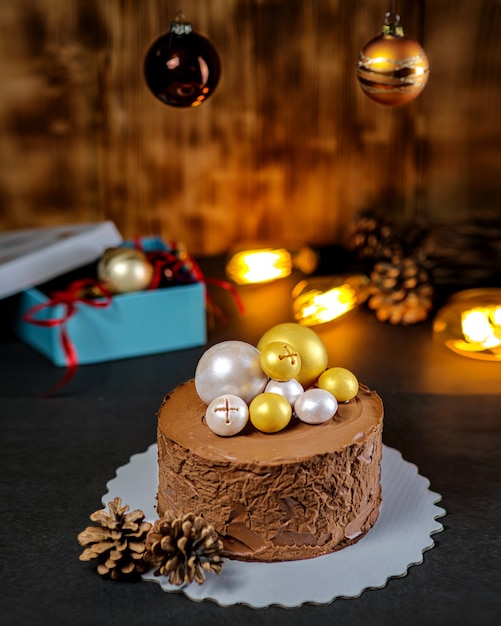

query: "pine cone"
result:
(77, 498), (152, 580)
(349, 212), (432, 266)
(145, 511), (224, 586)
(348, 213), (398, 261)
(368, 258), (434, 325)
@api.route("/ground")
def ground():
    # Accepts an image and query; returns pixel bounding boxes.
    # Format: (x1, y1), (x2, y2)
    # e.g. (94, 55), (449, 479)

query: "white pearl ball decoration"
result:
(295, 388), (338, 424)
(265, 379), (304, 408)
(205, 394), (249, 437)
(195, 341), (268, 405)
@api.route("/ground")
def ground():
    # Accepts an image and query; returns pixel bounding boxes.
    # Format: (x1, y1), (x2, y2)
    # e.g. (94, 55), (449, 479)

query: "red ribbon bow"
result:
(136, 241), (245, 323)
(22, 279), (112, 396)
(187, 256), (245, 323)
(145, 250), (193, 290)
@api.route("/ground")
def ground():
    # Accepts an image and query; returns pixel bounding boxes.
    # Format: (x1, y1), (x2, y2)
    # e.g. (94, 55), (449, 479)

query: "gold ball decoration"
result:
(97, 248), (154, 294)
(259, 341), (302, 382)
(317, 367), (359, 403)
(249, 393), (292, 433)
(257, 323), (328, 388)
(356, 13), (429, 107)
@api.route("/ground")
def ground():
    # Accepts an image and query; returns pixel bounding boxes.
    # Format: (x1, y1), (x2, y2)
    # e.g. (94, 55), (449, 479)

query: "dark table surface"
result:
(1, 257), (500, 626)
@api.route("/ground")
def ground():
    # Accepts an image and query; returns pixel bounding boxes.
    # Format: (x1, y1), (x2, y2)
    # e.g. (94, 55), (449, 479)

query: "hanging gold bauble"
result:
(356, 12), (429, 107)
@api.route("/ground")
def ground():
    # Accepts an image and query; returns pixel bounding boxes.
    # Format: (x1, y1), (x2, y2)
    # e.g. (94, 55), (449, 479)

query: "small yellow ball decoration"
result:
(259, 341), (301, 382)
(249, 393), (292, 433)
(317, 367), (359, 402)
(257, 323), (328, 388)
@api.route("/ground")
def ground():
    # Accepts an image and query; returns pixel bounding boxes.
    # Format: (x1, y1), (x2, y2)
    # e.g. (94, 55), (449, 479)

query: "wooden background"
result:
(0, 0), (500, 255)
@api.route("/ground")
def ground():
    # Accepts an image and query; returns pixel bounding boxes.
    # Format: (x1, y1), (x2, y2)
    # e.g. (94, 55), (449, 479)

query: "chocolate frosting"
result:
(157, 379), (384, 562)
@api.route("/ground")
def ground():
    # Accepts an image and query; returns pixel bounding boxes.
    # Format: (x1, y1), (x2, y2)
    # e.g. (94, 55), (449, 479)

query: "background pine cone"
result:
(369, 258), (434, 325)
(78, 498), (152, 580)
(145, 511), (224, 586)
(347, 212), (435, 324)
(348, 213), (398, 261)
(348, 211), (432, 265)
(426, 212), (501, 290)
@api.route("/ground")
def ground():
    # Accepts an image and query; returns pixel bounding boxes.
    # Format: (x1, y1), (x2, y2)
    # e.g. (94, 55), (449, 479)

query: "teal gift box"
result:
(10, 224), (206, 366)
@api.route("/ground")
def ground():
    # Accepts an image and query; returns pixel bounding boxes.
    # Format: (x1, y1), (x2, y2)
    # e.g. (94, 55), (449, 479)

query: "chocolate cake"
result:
(157, 378), (383, 563)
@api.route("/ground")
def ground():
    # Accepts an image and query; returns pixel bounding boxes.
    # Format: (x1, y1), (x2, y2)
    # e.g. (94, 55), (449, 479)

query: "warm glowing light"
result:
(460, 308), (501, 349)
(226, 249), (292, 285)
(433, 289), (501, 361)
(492, 306), (501, 326)
(294, 286), (356, 326)
(292, 275), (370, 327)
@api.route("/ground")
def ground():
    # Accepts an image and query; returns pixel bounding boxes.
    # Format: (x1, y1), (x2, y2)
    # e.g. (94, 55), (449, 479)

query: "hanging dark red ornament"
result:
(144, 11), (221, 108)
(356, 10), (429, 107)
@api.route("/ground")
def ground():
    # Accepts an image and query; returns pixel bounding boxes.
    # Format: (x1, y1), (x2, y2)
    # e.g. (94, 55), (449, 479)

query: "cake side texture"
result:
(157, 379), (383, 562)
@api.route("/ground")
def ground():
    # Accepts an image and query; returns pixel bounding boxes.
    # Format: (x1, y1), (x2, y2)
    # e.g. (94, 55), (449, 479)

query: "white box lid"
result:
(0, 221), (123, 299)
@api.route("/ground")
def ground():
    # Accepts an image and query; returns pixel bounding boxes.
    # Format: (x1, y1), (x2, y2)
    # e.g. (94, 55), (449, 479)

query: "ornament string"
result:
(22, 279), (112, 397)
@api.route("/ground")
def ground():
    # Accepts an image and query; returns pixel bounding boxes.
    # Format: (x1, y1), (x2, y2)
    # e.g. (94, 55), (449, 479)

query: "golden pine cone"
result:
(145, 511), (224, 586)
(77, 498), (152, 580)
(369, 258), (434, 325)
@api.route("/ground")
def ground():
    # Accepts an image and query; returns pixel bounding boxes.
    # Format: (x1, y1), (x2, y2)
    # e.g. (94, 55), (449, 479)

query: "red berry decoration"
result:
(144, 12), (221, 108)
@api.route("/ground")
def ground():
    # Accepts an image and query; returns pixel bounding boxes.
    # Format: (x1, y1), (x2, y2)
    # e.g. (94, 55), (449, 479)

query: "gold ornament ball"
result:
(257, 323), (328, 388)
(259, 341), (302, 382)
(97, 248), (154, 294)
(317, 367), (359, 403)
(357, 34), (429, 107)
(249, 392), (292, 433)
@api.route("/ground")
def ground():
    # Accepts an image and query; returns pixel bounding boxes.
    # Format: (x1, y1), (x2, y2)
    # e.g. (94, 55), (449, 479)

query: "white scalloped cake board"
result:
(103, 444), (445, 609)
